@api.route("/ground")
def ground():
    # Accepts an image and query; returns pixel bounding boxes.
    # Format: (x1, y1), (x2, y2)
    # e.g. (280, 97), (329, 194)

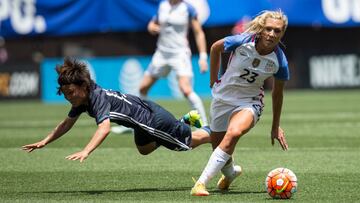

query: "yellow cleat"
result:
(217, 165), (242, 190)
(182, 110), (203, 128)
(190, 182), (209, 196)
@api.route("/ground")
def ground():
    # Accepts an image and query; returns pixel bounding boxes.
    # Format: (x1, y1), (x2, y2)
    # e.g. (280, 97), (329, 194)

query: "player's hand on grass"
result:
(271, 127), (288, 151)
(22, 140), (46, 152)
(65, 151), (89, 163)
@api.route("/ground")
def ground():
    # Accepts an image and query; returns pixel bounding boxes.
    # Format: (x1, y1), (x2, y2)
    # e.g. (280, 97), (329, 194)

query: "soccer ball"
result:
(265, 167), (297, 199)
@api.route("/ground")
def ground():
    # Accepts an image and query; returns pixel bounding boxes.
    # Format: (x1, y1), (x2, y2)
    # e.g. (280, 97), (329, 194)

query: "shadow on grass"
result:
(23, 187), (189, 195)
(23, 187), (266, 196)
(211, 190), (266, 195)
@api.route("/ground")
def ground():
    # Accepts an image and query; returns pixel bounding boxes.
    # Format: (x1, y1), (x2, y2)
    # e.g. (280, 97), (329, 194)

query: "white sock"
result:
(221, 158), (236, 177)
(197, 147), (231, 185)
(187, 92), (208, 125)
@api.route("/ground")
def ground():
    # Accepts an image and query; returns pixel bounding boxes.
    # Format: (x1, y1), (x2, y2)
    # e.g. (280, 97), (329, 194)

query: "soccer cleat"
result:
(217, 165), (242, 190)
(181, 110), (203, 128)
(190, 182), (209, 196)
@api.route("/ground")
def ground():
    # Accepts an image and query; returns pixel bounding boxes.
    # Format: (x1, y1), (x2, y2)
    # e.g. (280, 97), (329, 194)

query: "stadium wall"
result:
(0, 62), (40, 100)
(41, 56), (210, 103)
(1, 26), (360, 101)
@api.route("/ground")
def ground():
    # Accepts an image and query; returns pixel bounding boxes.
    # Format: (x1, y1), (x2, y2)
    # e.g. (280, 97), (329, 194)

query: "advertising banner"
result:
(309, 54), (360, 88)
(1, 0), (360, 38)
(41, 56), (210, 103)
(0, 62), (40, 99)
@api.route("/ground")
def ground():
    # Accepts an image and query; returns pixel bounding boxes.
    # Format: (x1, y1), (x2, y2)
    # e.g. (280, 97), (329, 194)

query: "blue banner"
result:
(0, 0), (156, 38)
(205, 0), (360, 27)
(1, 0), (360, 38)
(41, 56), (211, 103)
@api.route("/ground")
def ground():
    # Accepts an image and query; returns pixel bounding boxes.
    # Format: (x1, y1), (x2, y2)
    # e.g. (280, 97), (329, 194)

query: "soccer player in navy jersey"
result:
(191, 10), (290, 196)
(22, 58), (210, 162)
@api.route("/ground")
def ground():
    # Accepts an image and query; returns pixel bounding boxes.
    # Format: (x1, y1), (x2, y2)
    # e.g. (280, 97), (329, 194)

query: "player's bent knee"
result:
(137, 147), (153, 155)
(136, 142), (157, 155)
(226, 127), (246, 138)
(138, 150), (151, 155)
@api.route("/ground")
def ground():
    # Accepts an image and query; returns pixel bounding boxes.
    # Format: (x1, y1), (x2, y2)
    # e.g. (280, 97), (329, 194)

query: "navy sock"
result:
(201, 126), (211, 135)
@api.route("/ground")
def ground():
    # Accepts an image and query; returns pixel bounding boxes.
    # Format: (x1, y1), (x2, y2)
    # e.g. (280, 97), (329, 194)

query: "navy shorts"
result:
(134, 100), (192, 151)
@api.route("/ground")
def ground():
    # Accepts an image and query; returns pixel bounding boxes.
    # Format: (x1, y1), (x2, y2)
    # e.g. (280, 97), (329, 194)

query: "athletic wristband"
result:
(199, 52), (208, 61)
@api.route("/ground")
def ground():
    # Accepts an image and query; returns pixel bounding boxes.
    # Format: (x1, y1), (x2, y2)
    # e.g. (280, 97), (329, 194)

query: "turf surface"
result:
(1, 89), (359, 202)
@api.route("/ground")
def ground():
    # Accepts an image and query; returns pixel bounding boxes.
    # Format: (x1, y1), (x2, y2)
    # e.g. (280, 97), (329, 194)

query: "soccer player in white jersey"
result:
(191, 10), (290, 196)
(139, 0), (209, 125)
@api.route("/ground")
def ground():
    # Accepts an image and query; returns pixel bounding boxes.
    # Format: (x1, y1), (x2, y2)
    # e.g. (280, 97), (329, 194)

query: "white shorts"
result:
(210, 98), (264, 132)
(145, 50), (193, 78)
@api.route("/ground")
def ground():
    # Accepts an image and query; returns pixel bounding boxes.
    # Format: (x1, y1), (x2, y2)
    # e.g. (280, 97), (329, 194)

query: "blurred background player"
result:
(22, 58), (211, 162)
(111, 0), (210, 135)
(191, 10), (290, 196)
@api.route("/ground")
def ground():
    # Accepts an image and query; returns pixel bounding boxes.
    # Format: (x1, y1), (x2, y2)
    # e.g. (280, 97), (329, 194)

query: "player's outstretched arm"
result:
(271, 126), (288, 151)
(66, 118), (111, 162)
(21, 140), (47, 153)
(22, 116), (79, 153)
(271, 79), (288, 150)
(209, 39), (225, 88)
(191, 19), (208, 73)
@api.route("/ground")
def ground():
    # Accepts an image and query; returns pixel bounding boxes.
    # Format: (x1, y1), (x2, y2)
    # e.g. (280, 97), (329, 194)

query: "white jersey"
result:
(154, 0), (197, 53)
(212, 33), (290, 105)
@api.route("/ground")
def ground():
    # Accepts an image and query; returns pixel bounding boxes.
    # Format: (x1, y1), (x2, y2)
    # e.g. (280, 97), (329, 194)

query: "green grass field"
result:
(1, 89), (360, 202)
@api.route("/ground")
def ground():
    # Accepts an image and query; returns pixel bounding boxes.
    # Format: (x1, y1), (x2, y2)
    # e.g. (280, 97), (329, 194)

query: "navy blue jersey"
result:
(68, 83), (192, 151)
(68, 84), (152, 126)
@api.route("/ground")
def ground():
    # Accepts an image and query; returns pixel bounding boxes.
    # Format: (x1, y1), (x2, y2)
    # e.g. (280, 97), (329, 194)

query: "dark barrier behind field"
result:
(0, 62), (40, 100)
(1, 26), (359, 100)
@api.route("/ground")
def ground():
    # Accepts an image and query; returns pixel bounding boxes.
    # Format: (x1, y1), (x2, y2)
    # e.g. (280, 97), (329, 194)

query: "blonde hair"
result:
(244, 10), (288, 35)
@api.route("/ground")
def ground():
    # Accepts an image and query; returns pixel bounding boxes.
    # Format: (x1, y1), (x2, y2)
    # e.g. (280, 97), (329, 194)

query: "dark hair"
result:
(56, 57), (93, 95)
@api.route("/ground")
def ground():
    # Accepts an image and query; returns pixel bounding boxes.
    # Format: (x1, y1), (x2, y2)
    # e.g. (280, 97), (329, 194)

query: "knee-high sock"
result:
(197, 147), (231, 185)
(221, 157), (236, 177)
(187, 92), (208, 125)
